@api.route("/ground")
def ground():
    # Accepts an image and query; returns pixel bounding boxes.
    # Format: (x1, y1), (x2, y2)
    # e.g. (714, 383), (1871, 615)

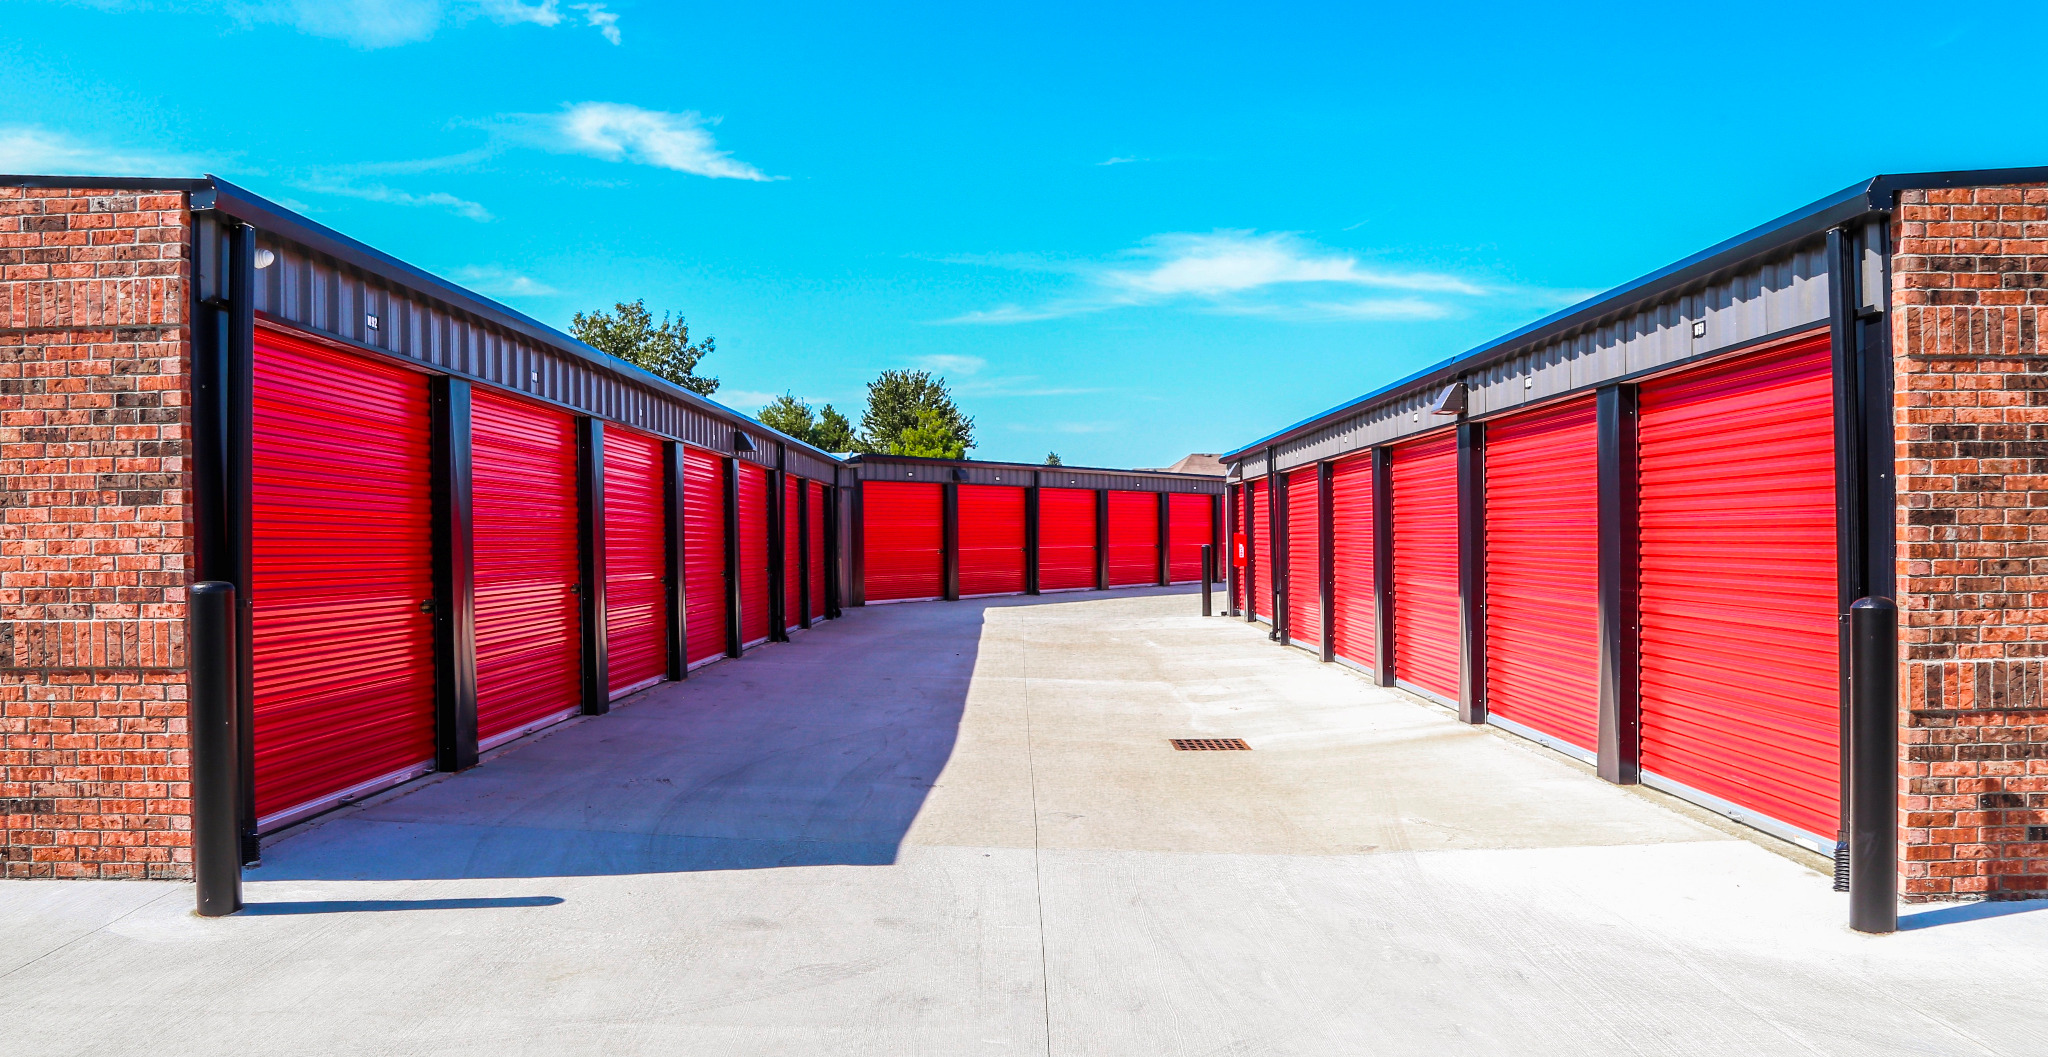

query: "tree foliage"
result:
(859, 370), (973, 456)
(1044, 451), (1062, 466)
(757, 392), (858, 452)
(570, 299), (719, 396)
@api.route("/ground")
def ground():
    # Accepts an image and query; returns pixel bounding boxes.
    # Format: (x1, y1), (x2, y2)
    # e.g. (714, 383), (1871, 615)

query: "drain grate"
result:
(1171, 738), (1251, 751)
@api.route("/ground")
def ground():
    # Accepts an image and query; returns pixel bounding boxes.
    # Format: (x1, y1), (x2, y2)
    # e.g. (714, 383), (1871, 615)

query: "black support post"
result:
(849, 478), (866, 607)
(1456, 422), (1486, 725)
(189, 581), (242, 917)
(1155, 491), (1170, 587)
(769, 449), (788, 643)
(1226, 486), (1240, 616)
(1596, 384), (1641, 785)
(826, 480), (844, 617)
(1095, 489), (1110, 590)
(1244, 480), (1258, 624)
(1265, 448), (1281, 641)
(1371, 448), (1394, 688)
(943, 481), (961, 601)
(1201, 546), (1214, 616)
(664, 442), (687, 678)
(723, 457), (743, 654)
(1211, 493), (1225, 589)
(429, 377), (479, 770)
(1849, 597), (1899, 934)
(797, 479), (812, 630)
(1025, 473), (1042, 595)
(1319, 461), (1335, 663)
(576, 418), (609, 714)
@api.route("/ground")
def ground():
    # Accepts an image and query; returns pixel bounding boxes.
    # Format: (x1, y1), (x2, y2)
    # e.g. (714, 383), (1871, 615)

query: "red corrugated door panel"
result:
(1250, 478), (1272, 621)
(959, 484), (1027, 596)
(1392, 432), (1460, 702)
(1231, 486), (1245, 610)
(604, 427), (667, 696)
(470, 390), (580, 744)
(737, 461), (772, 644)
(1485, 398), (1599, 753)
(1285, 468), (1321, 647)
(682, 448), (727, 668)
(250, 331), (435, 825)
(808, 481), (826, 621)
(1167, 494), (1211, 583)
(1038, 488), (1097, 591)
(784, 475), (802, 632)
(1106, 491), (1157, 587)
(1329, 453), (1375, 670)
(1638, 337), (1839, 843)
(863, 481), (944, 602)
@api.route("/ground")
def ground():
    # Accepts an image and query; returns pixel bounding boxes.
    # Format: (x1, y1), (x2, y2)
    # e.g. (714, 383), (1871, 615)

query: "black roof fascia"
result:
(1220, 166), (2048, 465)
(183, 176), (842, 464)
(3, 174), (213, 191)
(845, 453), (1221, 482)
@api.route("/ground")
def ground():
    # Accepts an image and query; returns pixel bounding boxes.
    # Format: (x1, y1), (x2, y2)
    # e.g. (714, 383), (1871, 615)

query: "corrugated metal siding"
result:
(1391, 432), (1459, 702)
(1253, 243), (1830, 476)
(853, 457), (1222, 494)
(862, 481), (945, 602)
(737, 461), (772, 645)
(1638, 335), (1839, 842)
(470, 390), (581, 742)
(958, 484), (1027, 596)
(1038, 488), (1097, 591)
(1167, 493), (1211, 583)
(1106, 491), (1158, 587)
(682, 447), (727, 667)
(1329, 453), (1375, 669)
(1285, 468), (1321, 647)
(1484, 398), (1599, 752)
(604, 427), (668, 695)
(808, 481), (826, 621)
(249, 330), (435, 824)
(1250, 478), (1271, 621)
(784, 474), (801, 632)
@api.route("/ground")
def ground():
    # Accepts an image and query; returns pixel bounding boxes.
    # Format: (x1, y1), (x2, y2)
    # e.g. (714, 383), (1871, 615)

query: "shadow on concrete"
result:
(240, 896), (564, 915)
(1899, 898), (2048, 931)
(250, 587), (1196, 882)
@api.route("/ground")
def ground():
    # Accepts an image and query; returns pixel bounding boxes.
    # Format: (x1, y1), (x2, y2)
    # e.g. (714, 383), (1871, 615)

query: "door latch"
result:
(418, 598), (436, 614)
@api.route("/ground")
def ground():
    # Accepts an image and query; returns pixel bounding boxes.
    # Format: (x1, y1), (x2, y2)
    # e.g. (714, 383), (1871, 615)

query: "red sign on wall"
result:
(1233, 532), (1247, 567)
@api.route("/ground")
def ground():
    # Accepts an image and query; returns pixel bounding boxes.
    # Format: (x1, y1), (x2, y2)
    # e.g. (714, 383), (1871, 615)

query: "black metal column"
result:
(943, 481), (961, 601)
(1265, 448), (1281, 641)
(849, 478), (866, 607)
(1225, 485), (1240, 617)
(1371, 448), (1395, 688)
(1095, 489), (1110, 590)
(769, 448), (788, 643)
(1155, 491), (1170, 587)
(722, 457), (743, 654)
(1211, 492), (1225, 591)
(189, 580), (241, 916)
(1456, 422), (1486, 724)
(1025, 472), (1042, 595)
(1244, 480), (1258, 624)
(576, 418), (609, 714)
(429, 377), (479, 770)
(1596, 384), (1641, 785)
(664, 442), (687, 678)
(1849, 597), (1899, 934)
(1319, 461), (1335, 663)
(826, 478), (843, 617)
(797, 479), (813, 630)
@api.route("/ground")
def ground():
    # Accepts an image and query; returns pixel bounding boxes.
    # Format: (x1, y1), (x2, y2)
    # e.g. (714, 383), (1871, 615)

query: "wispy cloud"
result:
(295, 177), (493, 220)
(0, 125), (208, 177)
(235, 0), (621, 48)
(520, 103), (775, 181)
(936, 230), (1501, 325)
(450, 265), (557, 297)
(917, 354), (985, 376)
(1096, 156), (1146, 167)
(715, 390), (782, 413)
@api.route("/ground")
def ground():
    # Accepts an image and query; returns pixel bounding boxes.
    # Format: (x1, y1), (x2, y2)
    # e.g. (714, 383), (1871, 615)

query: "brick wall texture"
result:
(1894, 183), (2048, 900)
(0, 186), (193, 879)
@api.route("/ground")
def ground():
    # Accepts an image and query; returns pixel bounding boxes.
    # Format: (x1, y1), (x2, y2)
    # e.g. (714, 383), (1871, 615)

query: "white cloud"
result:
(296, 178), (493, 221)
(479, 0), (560, 26)
(449, 265), (557, 296)
(715, 390), (781, 413)
(237, 0), (617, 48)
(1097, 156), (1145, 167)
(917, 354), (985, 377)
(539, 103), (774, 181)
(0, 125), (206, 177)
(570, 3), (620, 44)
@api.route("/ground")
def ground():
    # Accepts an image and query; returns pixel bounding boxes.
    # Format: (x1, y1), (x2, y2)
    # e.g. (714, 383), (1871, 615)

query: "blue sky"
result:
(5, 2), (2044, 466)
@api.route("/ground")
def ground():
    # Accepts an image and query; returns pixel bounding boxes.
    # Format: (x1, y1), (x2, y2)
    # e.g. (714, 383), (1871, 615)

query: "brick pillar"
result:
(1893, 182), (2048, 901)
(0, 187), (195, 879)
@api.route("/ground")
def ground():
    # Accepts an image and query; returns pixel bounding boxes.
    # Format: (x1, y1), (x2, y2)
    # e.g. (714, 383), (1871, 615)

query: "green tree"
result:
(1044, 451), (1062, 466)
(812, 404), (857, 452)
(756, 392), (860, 452)
(892, 408), (970, 459)
(570, 299), (718, 396)
(859, 369), (974, 456)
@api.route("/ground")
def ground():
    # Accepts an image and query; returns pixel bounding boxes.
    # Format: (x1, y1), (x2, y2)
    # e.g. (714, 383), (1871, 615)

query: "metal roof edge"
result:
(2, 174), (212, 191)
(195, 175), (844, 465)
(843, 453), (1223, 480)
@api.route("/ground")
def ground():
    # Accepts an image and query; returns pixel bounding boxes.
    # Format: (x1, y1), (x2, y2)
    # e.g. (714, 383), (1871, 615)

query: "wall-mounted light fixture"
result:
(253, 249), (276, 270)
(733, 430), (758, 453)
(1428, 382), (1466, 417)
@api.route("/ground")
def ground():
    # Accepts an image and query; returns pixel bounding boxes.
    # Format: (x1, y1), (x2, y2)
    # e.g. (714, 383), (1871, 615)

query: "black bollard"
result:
(190, 581), (243, 917)
(1849, 596), (1897, 935)
(1200, 545), (1213, 616)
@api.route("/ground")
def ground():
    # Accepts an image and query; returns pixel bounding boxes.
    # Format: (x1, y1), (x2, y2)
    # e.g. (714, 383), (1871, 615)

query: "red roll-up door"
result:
(1038, 487), (1097, 591)
(1638, 336), (1838, 845)
(1329, 453), (1375, 670)
(863, 480), (944, 602)
(1392, 432), (1459, 703)
(1485, 398), (1598, 753)
(784, 475), (802, 632)
(1106, 491), (1157, 587)
(808, 481), (826, 620)
(1285, 468), (1321, 648)
(1231, 486), (1245, 610)
(470, 390), (581, 745)
(1167, 493), (1211, 583)
(682, 448), (727, 668)
(1250, 478), (1272, 622)
(959, 484), (1027, 596)
(605, 427), (668, 696)
(250, 330), (435, 827)
(737, 461), (772, 645)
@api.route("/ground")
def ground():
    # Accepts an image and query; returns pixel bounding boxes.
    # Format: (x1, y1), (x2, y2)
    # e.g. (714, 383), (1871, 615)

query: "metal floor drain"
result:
(1171, 738), (1251, 751)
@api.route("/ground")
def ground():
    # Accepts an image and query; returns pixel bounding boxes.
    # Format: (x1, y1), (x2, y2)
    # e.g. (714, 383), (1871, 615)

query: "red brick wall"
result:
(1, 187), (193, 879)
(1893, 183), (2048, 900)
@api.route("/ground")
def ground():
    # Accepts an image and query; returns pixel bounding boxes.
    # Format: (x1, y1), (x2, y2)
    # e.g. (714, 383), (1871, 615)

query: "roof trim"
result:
(2, 174), (211, 191)
(844, 452), (1222, 481)
(1221, 166), (2048, 463)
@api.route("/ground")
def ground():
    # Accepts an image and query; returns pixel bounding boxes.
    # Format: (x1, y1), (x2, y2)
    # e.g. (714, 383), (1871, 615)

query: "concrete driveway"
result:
(7, 588), (2046, 1055)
